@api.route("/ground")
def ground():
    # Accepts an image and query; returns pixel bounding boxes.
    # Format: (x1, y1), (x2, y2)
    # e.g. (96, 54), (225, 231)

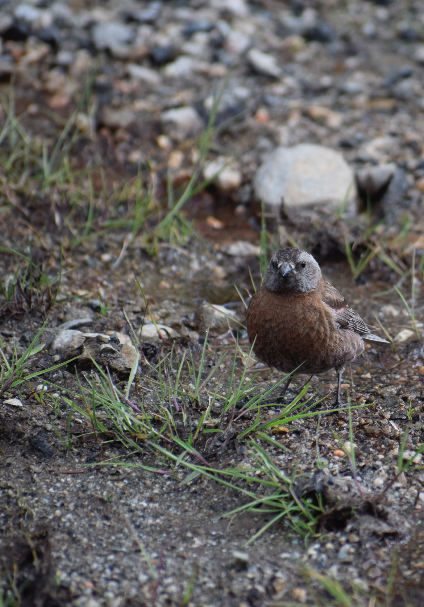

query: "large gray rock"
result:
(254, 143), (355, 209)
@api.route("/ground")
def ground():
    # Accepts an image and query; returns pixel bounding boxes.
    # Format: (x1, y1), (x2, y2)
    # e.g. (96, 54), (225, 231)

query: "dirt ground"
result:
(2, 0), (424, 605)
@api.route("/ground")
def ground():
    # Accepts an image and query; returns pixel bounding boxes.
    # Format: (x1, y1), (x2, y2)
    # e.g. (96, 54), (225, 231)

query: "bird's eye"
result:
(300, 261), (306, 268)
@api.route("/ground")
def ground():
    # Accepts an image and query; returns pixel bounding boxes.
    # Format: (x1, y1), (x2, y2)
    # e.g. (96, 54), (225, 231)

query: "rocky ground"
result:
(1, 0), (424, 606)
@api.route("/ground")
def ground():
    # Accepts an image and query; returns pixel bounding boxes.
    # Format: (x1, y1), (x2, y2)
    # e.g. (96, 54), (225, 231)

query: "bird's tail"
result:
(363, 332), (389, 343)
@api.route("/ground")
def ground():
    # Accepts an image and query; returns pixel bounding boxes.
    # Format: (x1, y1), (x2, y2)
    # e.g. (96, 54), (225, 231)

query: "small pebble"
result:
(402, 450), (422, 464)
(394, 329), (415, 343)
(292, 588), (307, 603)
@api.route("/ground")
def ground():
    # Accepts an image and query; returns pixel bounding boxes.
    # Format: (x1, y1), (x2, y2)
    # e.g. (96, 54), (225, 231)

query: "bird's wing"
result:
(322, 281), (347, 310)
(322, 281), (389, 343)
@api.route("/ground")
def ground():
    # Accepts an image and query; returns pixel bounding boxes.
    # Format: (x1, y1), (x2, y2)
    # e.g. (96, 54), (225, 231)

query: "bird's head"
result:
(263, 248), (321, 293)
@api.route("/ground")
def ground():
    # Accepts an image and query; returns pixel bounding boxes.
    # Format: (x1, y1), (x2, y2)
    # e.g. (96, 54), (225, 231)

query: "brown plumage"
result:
(246, 248), (388, 405)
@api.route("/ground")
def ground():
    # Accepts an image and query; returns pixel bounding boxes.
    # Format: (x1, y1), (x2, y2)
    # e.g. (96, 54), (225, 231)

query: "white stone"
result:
(402, 450), (422, 464)
(254, 143), (355, 209)
(380, 304), (400, 317)
(210, 0), (249, 17)
(127, 63), (160, 85)
(247, 48), (281, 77)
(226, 241), (261, 257)
(343, 441), (356, 455)
(394, 329), (415, 343)
(51, 330), (86, 351)
(113, 332), (133, 346)
(4, 398), (24, 408)
(163, 56), (194, 78)
(92, 22), (133, 51)
(140, 324), (179, 341)
(203, 156), (242, 190)
(414, 44), (424, 64)
(161, 106), (203, 142)
(361, 136), (397, 160)
(225, 29), (251, 54)
(15, 4), (41, 24)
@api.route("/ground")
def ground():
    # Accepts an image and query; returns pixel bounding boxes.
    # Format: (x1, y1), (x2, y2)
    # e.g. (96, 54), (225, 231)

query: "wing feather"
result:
(322, 281), (389, 343)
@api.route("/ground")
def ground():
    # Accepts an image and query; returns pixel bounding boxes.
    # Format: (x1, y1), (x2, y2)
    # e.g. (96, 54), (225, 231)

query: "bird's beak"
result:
(279, 262), (293, 277)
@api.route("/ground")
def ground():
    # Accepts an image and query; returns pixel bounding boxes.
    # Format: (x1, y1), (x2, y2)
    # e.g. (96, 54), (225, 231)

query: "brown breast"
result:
(246, 282), (361, 375)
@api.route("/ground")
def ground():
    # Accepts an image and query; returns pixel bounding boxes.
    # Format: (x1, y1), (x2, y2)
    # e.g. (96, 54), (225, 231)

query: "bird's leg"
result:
(279, 377), (292, 398)
(264, 377), (293, 407)
(334, 369), (343, 406)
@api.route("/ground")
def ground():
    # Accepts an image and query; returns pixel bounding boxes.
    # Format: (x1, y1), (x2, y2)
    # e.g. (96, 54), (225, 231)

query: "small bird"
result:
(246, 248), (388, 405)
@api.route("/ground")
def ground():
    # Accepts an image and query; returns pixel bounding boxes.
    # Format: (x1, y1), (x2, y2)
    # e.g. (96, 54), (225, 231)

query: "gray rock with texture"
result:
(254, 143), (355, 209)
(51, 330), (86, 351)
(92, 22), (133, 51)
(161, 106), (203, 142)
(247, 48), (281, 77)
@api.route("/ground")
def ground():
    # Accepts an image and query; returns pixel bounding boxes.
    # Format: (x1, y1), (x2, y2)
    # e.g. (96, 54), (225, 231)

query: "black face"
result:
(263, 248), (321, 293)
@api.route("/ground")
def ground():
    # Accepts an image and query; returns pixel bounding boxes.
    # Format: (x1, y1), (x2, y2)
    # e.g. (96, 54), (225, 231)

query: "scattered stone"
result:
(292, 588), (307, 603)
(380, 304), (400, 317)
(338, 543), (354, 562)
(394, 329), (415, 343)
(247, 48), (281, 77)
(92, 22), (133, 51)
(231, 550), (249, 569)
(225, 29), (251, 55)
(402, 450), (422, 464)
(139, 324), (179, 341)
(15, 4), (41, 25)
(254, 144), (355, 209)
(161, 106), (203, 142)
(414, 44), (424, 65)
(343, 441), (355, 455)
(99, 343), (117, 354)
(194, 303), (238, 335)
(3, 398), (24, 408)
(101, 106), (136, 129)
(58, 318), (94, 330)
(127, 63), (160, 85)
(203, 156), (242, 190)
(110, 332), (133, 346)
(163, 55), (194, 77)
(211, 0), (249, 17)
(341, 81), (364, 95)
(118, 343), (139, 370)
(225, 241), (261, 257)
(307, 106), (342, 129)
(360, 136), (397, 161)
(51, 330), (86, 351)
